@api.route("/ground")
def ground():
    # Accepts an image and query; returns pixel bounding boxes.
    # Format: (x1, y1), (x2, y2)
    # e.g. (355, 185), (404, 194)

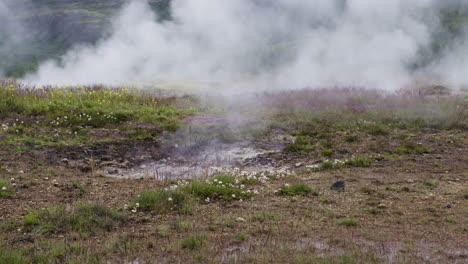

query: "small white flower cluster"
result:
(131, 202), (140, 213)
(274, 183), (289, 193)
(324, 159), (347, 165)
(1, 123), (8, 131)
(358, 119), (376, 124)
(208, 167), (295, 181)
(164, 179), (189, 191)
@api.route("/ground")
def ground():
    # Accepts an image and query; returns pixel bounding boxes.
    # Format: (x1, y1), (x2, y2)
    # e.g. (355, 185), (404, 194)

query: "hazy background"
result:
(1, 0), (468, 90)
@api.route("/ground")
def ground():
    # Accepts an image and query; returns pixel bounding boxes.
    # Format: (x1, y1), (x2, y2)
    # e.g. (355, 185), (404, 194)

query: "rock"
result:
(100, 156), (113, 161)
(108, 169), (119, 175)
(377, 203), (387, 209)
(236, 217), (246, 223)
(443, 203), (452, 209)
(330, 180), (345, 191)
(295, 162), (302, 168)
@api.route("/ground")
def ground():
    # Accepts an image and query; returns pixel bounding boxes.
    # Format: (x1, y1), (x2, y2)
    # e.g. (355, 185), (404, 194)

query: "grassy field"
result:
(0, 81), (467, 263)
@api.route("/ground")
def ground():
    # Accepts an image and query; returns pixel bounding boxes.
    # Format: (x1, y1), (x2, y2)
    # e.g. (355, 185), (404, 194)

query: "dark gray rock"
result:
(331, 180), (345, 191)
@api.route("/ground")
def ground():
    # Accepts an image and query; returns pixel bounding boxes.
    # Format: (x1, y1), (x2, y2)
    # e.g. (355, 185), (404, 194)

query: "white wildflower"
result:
(1, 187), (6, 191)
(168, 197), (173, 202)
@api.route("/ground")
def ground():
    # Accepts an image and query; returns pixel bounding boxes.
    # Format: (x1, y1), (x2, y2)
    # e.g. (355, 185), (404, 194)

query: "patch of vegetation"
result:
(235, 233), (247, 241)
(345, 156), (372, 167)
(252, 211), (279, 222)
(319, 160), (346, 170)
(320, 140), (334, 148)
(365, 124), (389, 136)
(284, 136), (314, 153)
(336, 219), (359, 227)
(361, 186), (376, 195)
(174, 220), (194, 232)
(0, 82), (196, 148)
(391, 142), (434, 154)
(130, 189), (195, 214)
(424, 179), (439, 188)
(365, 208), (383, 215)
(320, 149), (334, 157)
(0, 179), (14, 198)
(23, 201), (126, 234)
(181, 179), (253, 201)
(224, 217), (237, 228)
(0, 246), (28, 264)
(181, 234), (205, 250)
(276, 183), (317, 196)
(0, 220), (16, 232)
(344, 135), (359, 143)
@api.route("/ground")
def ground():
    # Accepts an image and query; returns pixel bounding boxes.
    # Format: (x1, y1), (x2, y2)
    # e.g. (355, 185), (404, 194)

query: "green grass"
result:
(318, 160), (347, 170)
(252, 211), (279, 222)
(320, 149), (334, 157)
(23, 201), (126, 234)
(0, 82), (195, 148)
(0, 246), (28, 264)
(276, 183), (317, 196)
(361, 186), (376, 195)
(344, 135), (359, 143)
(365, 124), (389, 136)
(336, 219), (360, 227)
(424, 179), (439, 188)
(181, 234), (205, 250)
(235, 233), (247, 241)
(130, 189), (195, 214)
(390, 142), (434, 154)
(131, 176), (254, 215)
(181, 177), (254, 201)
(0, 179), (15, 198)
(345, 156), (372, 167)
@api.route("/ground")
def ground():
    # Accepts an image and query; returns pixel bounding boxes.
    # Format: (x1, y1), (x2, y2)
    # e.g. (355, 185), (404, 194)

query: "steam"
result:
(17, 0), (468, 89)
(0, 0), (36, 76)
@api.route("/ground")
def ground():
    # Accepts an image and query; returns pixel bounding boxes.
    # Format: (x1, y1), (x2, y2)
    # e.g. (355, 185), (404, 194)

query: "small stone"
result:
(236, 217), (246, 223)
(295, 162), (302, 168)
(330, 180), (345, 191)
(443, 203), (452, 209)
(108, 169), (119, 175)
(377, 203), (387, 209)
(19, 170), (24, 174)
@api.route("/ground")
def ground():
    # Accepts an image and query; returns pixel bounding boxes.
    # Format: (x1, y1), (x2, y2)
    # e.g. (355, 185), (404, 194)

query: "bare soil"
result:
(0, 129), (467, 263)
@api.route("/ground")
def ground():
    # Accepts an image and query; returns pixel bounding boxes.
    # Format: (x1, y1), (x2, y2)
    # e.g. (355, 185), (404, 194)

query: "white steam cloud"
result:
(25, 0), (468, 90)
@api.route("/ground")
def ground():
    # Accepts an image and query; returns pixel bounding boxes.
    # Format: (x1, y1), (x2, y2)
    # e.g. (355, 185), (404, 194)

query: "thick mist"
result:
(0, 0), (37, 76)
(19, 0), (468, 89)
